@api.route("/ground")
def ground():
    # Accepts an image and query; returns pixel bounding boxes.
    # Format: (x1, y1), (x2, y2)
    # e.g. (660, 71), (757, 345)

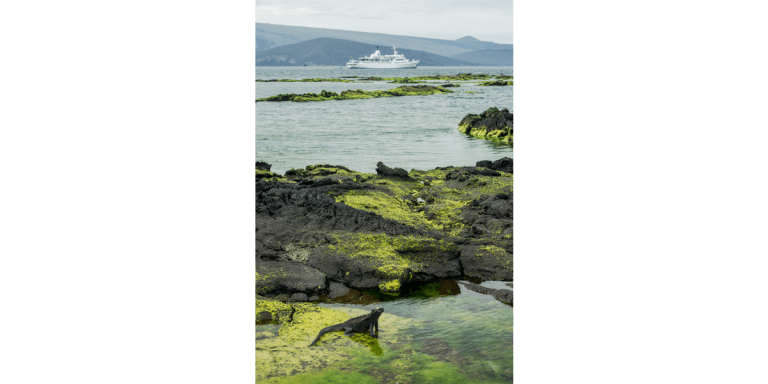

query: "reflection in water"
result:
(351, 336), (383, 356)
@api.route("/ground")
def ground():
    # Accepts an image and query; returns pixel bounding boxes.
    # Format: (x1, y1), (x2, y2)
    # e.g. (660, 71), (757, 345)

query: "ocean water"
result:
(255, 66), (513, 174)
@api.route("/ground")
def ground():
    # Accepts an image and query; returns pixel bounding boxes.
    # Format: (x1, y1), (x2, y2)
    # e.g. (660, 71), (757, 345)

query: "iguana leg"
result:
(369, 323), (375, 337)
(343, 326), (354, 337)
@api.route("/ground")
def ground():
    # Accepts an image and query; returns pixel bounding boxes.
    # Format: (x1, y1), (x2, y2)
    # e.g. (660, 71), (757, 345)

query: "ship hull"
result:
(346, 61), (419, 69)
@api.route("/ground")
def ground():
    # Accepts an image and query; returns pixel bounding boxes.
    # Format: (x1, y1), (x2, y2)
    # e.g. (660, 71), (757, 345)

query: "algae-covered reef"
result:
(255, 85), (453, 103)
(374, 73), (508, 82)
(458, 107), (514, 144)
(256, 158), (512, 299)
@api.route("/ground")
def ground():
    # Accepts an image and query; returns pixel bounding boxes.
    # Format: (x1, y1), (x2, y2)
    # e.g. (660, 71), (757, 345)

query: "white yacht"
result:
(346, 45), (419, 69)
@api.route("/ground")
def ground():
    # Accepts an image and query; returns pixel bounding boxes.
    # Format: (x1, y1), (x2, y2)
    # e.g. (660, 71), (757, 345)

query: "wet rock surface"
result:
(458, 281), (514, 305)
(476, 157), (513, 174)
(375, 161), (410, 178)
(257, 159), (513, 299)
(255, 260), (328, 296)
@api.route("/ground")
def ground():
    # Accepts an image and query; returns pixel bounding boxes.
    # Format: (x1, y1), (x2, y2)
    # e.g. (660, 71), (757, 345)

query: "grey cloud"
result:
(255, 0), (512, 43)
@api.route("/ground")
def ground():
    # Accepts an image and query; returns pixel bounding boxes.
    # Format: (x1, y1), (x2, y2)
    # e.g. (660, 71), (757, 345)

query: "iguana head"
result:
(372, 306), (384, 315)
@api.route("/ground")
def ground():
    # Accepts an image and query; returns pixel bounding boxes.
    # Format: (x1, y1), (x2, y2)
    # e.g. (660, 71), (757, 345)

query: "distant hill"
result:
(256, 23), (512, 57)
(455, 36), (482, 43)
(451, 49), (514, 66)
(256, 37), (495, 67)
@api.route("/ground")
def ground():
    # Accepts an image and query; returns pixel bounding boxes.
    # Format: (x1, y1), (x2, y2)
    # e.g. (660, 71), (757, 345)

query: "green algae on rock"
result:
(256, 304), (417, 382)
(313, 233), (461, 294)
(256, 161), (282, 180)
(255, 78), (354, 82)
(478, 80), (513, 86)
(256, 295), (294, 324)
(257, 159), (513, 294)
(387, 78), (429, 84)
(458, 107), (513, 144)
(255, 85), (453, 103)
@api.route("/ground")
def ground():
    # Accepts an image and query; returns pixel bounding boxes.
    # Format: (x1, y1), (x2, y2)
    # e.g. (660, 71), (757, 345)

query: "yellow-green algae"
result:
(331, 169), (512, 238)
(255, 267), (290, 295)
(256, 295), (293, 324)
(475, 245), (513, 272)
(256, 169), (282, 180)
(325, 233), (459, 289)
(256, 305), (417, 383)
(327, 288), (512, 383)
(257, 291), (514, 383)
(378, 279), (402, 296)
(458, 124), (513, 144)
(255, 85), (453, 103)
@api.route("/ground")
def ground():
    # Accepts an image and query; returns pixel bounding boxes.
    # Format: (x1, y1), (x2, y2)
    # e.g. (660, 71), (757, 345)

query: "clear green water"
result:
(256, 280), (513, 383)
(255, 66), (514, 175)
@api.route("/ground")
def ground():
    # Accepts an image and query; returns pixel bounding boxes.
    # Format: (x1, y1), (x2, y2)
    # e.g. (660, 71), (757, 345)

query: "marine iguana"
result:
(308, 306), (384, 347)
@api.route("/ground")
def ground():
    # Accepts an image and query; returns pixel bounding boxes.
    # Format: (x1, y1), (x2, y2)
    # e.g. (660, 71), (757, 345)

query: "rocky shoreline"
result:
(256, 158), (513, 307)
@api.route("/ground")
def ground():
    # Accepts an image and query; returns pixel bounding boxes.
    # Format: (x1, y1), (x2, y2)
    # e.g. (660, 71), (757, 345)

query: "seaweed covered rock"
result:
(478, 80), (513, 86)
(285, 164), (362, 183)
(256, 159), (513, 298)
(255, 260), (328, 296)
(307, 233), (461, 292)
(256, 295), (295, 324)
(255, 161), (282, 180)
(459, 244), (513, 281)
(256, 85), (453, 102)
(458, 107), (513, 144)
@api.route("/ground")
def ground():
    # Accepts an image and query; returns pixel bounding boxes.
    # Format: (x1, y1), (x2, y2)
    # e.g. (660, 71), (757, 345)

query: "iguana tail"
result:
(308, 324), (345, 347)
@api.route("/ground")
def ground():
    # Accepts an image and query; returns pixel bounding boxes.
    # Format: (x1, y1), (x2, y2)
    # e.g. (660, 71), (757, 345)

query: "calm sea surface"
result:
(255, 66), (513, 174)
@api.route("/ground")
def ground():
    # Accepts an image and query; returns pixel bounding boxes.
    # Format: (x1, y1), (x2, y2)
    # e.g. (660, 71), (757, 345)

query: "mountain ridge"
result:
(256, 23), (512, 57)
(256, 37), (497, 67)
(451, 48), (513, 66)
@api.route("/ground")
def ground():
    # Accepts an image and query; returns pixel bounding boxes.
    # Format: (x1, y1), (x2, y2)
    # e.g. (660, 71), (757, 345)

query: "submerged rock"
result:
(458, 281), (514, 305)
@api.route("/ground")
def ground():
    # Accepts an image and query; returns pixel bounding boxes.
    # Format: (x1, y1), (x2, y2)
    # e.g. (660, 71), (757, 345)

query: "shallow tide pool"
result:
(256, 280), (513, 383)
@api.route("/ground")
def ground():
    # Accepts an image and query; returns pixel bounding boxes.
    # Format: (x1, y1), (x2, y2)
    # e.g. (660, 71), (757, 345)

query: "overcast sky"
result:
(255, 0), (513, 44)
